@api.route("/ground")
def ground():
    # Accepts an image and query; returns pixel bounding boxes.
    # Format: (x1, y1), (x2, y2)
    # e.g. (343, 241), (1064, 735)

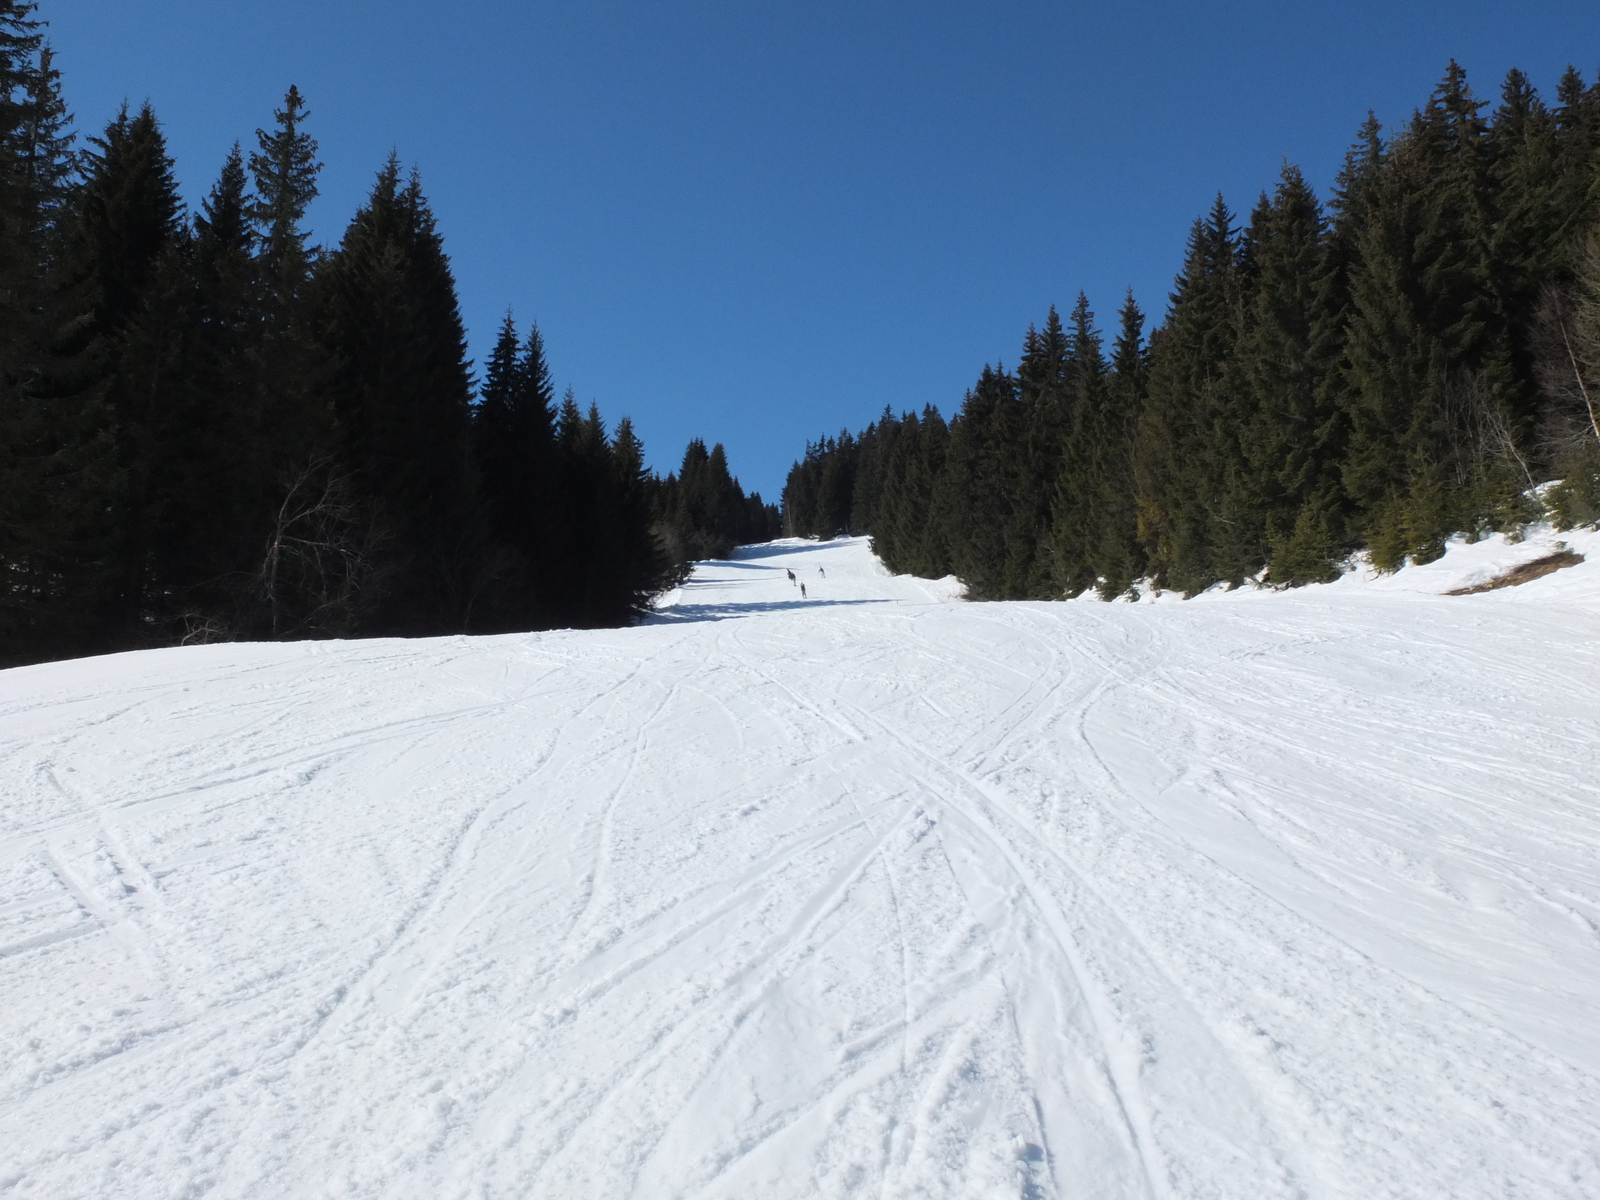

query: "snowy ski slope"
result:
(2, 532), (1598, 1198)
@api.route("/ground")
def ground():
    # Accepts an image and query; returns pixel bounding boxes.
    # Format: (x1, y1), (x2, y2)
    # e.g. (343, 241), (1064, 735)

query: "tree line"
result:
(0, 0), (778, 667)
(783, 62), (1600, 599)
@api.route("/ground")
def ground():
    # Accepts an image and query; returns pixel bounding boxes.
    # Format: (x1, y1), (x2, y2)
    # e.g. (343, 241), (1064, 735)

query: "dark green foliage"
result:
(1089, 292), (1149, 598)
(1046, 296), (1107, 598)
(1237, 165), (1348, 585)
(0, 22), (713, 665)
(783, 59), (1600, 601)
(661, 436), (778, 567)
(1534, 227), (1600, 527)
(320, 158), (478, 634)
(249, 84), (319, 299)
(1134, 196), (1249, 593)
(473, 314), (559, 629)
(782, 431), (859, 538)
(72, 102), (188, 639)
(939, 364), (1022, 599)
(0, 7), (113, 661)
(869, 406), (951, 579)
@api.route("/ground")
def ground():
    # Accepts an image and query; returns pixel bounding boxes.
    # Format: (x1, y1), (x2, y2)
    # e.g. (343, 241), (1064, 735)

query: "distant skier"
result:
(786, 569), (796, 584)
(801, 582), (807, 599)
(818, 567), (825, 578)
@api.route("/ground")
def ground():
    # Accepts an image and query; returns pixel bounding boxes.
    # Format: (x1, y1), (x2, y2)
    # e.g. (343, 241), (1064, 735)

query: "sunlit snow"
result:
(2, 530), (1597, 1198)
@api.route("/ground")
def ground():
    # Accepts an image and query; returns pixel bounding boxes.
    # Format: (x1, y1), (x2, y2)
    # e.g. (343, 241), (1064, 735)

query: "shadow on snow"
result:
(647, 598), (888, 624)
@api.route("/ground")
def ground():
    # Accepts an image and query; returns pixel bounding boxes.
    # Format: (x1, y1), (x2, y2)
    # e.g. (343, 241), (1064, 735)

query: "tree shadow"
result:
(646, 598), (889, 624)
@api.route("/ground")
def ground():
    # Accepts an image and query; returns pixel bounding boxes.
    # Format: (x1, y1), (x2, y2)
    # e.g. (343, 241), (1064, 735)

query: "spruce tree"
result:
(1048, 294), (1106, 597)
(321, 157), (478, 633)
(246, 86), (329, 558)
(1096, 292), (1148, 596)
(154, 145), (263, 630)
(249, 85), (319, 300)
(1231, 164), (1345, 583)
(939, 364), (1020, 598)
(1012, 306), (1070, 597)
(1135, 197), (1246, 592)
(606, 415), (673, 616)
(1342, 62), (1513, 567)
(0, 9), (109, 663)
(472, 314), (561, 629)
(72, 102), (187, 638)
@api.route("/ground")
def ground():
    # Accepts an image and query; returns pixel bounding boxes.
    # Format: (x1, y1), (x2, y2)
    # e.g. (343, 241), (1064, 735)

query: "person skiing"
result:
(786, 569), (796, 584)
(818, 567), (825, 578)
(800, 582), (807, 599)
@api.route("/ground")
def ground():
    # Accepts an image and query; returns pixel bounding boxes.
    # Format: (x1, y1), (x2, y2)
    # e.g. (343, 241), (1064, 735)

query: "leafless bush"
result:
(1448, 371), (1536, 493)
(255, 457), (388, 638)
(1532, 235), (1600, 457)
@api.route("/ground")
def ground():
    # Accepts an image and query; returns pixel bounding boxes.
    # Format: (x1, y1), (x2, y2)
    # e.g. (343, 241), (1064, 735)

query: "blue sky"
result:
(45, 0), (1600, 498)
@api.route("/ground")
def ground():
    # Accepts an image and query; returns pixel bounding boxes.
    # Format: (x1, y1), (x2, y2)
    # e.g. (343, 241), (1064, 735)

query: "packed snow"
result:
(2, 529), (1598, 1199)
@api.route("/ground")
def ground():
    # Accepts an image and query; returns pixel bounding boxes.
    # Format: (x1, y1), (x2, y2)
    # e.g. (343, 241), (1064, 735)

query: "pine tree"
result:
(848, 416), (884, 533)
(153, 144), (264, 630)
(321, 157), (478, 633)
(815, 430), (857, 536)
(70, 102), (187, 639)
(1342, 62), (1512, 567)
(249, 85), (319, 300)
(606, 415), (673, 616)
(1135, 196), (1246, 592)
(1230, 164), (1346, 583)
(781, 436), (826, 538)
(0, 8), (110, 663)
(472, 314), (562, 629)
(1091, 290), (1148, 597)
(1551, 68), (1600, 255)
(939, 364), (1020, 598)
(1012, 306), (1070, 596)
(1047, 294), (1107, 597)
(247, 86), (329, 564)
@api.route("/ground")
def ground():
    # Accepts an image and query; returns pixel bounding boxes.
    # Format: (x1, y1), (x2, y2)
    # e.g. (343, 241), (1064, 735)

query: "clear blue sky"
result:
(44, 0), (1600, 499)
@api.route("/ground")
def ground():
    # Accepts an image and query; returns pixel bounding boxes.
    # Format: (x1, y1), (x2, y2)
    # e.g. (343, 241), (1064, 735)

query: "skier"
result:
(819, 567), (825, 578)
(801, 582), (807, 599)
(786, 569), (796, 584)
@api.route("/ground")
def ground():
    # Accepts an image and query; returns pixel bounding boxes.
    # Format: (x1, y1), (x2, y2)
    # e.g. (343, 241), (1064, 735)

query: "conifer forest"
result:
(784, 63), (1600, 601)
(0, 0), (778, 668)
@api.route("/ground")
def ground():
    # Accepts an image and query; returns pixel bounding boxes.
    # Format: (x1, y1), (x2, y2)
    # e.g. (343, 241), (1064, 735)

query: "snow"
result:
(2, 531), (1598, 1199)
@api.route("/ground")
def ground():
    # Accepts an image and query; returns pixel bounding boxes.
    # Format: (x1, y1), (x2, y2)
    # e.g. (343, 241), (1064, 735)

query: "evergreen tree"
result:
(1135, 196), (1246, 592)
(0, 8), (109, 663)
(151, 144), (263, 630)
(939, 364), (1021, 598)
(1232, 164), (1346, 584)
(1342, 61), (1516, 567)
(473, 314), (561, 629)
(1012, 305), (1070, 597)
(72, 102), (186, 638)
(848, 416), (884, 533)
(321, 158), (478, 633)
(1551, 68), (1600, 257)
(1090, 290), (1148, 597)
(249, 85), (319, 300)
(606, 415), (674, 616)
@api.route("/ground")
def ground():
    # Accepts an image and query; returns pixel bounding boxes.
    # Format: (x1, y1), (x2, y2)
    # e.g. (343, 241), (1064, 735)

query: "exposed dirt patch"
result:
(1447, 550), (1585, 595)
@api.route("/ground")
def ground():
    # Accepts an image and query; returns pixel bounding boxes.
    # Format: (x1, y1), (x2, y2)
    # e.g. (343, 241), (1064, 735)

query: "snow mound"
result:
(2, 535), (1597, 1198)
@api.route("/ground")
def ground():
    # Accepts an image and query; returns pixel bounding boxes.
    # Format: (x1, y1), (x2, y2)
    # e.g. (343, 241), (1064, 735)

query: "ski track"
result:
(1, 533), (1598, 1198)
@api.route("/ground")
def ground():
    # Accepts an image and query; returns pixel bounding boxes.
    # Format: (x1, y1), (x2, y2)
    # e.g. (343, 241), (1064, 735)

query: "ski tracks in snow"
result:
(1, 538), (1598, 1198)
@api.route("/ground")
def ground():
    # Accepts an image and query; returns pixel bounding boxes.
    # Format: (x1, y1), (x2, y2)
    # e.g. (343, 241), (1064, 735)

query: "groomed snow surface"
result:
(3, 528), (1598, 1199)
